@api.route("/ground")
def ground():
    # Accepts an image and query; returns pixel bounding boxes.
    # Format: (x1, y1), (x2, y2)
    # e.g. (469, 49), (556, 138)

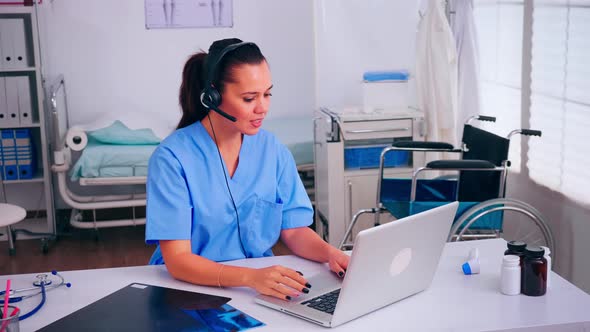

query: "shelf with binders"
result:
(0, 126), (50, 239)
(0, 11), (36, 71)
(0, 6), (56, 248)
(0, 70), (41, 128)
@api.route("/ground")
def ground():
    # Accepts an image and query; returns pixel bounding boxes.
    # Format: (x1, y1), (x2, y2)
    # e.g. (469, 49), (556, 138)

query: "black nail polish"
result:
(338, 271), (344, 277)
(296, 271), (303, 276)
(302, 288), (309, 294)
(286, 295), (292, 300)
(305, 282), (312, 288)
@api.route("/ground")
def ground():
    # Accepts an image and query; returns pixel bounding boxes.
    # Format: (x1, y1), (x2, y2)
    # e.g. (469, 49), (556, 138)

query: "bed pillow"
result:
(87, 120), (161, 145)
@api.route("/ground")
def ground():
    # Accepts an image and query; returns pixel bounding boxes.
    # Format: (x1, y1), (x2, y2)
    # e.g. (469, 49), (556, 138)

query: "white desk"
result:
(4, 239), (590, 331)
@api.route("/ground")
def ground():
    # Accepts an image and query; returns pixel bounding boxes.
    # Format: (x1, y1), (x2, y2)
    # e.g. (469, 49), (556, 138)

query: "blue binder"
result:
(0, 128), (35, 180)
(15, 128), (34, 179)
(1, 129), (18, 180)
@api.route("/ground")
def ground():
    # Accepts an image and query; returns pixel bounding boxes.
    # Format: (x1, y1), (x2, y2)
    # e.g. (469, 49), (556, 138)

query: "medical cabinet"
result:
(314, 107), (425, 246)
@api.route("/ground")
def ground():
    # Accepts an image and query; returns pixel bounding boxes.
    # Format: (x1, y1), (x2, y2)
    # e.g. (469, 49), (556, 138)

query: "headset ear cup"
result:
(200, 87), (220, 109)
(200, 90), (211, 109)
(208, 88), (222, 108)
(200, 86), (222, 109)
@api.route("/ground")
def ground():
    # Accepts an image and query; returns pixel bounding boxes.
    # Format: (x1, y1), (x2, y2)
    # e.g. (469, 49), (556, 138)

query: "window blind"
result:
(528, 0), (590, 205)
(474, 0), (524, 172)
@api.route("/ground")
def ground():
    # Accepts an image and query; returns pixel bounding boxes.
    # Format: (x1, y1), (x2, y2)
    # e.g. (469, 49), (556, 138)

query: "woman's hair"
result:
(177, 38), (266, 129)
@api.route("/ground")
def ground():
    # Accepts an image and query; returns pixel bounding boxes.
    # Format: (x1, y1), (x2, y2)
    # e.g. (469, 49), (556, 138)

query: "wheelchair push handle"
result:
(477, 115), (496, 122)
(508, 129), (542, 139)
(521, 129), (542, 137)
(466, 115), (496, 125)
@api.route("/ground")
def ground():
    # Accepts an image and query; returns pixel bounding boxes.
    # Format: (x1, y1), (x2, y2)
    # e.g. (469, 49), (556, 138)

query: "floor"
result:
(0, 220), (292, 276)
(0, 226), (154, 275)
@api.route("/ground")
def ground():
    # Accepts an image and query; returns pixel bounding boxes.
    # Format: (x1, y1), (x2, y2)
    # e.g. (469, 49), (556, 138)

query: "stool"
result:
(0, 203), (26, 256)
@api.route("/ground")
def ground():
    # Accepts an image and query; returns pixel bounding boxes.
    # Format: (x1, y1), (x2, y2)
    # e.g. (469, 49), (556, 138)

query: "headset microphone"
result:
(200, 93), (237, 122)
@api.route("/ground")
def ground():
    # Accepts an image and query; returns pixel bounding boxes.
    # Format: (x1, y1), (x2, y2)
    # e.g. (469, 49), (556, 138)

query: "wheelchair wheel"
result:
(448, 198), (555, 262)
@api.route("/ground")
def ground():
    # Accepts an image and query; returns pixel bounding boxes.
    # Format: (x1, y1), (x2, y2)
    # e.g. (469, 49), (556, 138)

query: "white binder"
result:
(0, 21), (6, 70)
(0, 19), (15, 69)
(0, 19), (27, 70)
(0, 77), (8, 126)
(11, 19), (29, 68)
(16, 76), (32, 125)
(5, 77), (20, 126)
(0, 19), (12, 69)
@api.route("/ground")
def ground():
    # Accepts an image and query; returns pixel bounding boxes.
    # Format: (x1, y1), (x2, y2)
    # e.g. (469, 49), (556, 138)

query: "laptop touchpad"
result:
(303, 272), (343, 296)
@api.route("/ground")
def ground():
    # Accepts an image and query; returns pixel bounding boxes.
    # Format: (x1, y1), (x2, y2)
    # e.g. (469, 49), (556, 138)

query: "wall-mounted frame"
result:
(0, 0), (41, 6)
(145, 0), (233, 29)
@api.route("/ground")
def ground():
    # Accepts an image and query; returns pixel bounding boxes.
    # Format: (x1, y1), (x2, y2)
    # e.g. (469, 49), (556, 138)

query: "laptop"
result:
(255, 201), (459, 327)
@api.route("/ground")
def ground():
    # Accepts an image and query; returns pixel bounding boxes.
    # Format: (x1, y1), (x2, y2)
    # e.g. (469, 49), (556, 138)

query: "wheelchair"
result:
(339, 115), (555, 260)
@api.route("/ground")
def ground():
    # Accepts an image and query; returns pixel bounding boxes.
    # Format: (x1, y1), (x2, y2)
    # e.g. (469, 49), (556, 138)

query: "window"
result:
(474, 0), (524, 172)
(528, 0), (590, 205)
(474, 0), (590, 205)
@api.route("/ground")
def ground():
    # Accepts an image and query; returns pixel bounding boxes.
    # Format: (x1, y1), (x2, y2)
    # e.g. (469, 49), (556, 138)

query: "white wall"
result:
(36, 0), (315, 139)
(36, 0), (425, 138)
(314, 0), (421, 108)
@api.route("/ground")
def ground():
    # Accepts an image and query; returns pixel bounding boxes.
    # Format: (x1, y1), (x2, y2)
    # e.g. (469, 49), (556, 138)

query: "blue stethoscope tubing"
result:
(0, 270), (71, 321)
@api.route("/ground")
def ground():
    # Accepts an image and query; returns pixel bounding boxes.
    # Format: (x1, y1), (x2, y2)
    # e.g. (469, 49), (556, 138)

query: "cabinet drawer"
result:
(341, 119), (412, 140)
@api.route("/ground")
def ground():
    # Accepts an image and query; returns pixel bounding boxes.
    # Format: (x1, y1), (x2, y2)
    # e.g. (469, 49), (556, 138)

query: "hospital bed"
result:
(47, 76), (315, 230)
(48, 76), (151, 230)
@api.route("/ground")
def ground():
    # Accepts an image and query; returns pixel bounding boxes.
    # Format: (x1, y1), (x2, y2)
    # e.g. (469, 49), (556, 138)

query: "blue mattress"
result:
(69, 121), (161, 181)
(70, 142), (157, 181)
(262, 117), (314, 166)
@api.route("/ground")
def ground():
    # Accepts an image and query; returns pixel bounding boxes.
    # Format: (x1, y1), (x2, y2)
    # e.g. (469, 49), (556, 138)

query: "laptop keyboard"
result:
(300, 289), (341, 315)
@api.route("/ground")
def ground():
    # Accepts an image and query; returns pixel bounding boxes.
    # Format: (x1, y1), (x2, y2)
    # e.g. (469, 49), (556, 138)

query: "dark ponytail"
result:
(177, 52), (207, 129)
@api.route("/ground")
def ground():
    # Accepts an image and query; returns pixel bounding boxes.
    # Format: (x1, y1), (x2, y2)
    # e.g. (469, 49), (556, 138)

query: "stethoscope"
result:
(0, 270), (71, 321)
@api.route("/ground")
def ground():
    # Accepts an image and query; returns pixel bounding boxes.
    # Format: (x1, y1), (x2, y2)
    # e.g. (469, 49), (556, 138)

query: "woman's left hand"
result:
(327, 247), (350, 278)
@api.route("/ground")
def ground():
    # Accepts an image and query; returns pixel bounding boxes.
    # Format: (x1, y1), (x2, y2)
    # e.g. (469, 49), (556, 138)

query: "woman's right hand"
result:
(245, 265), (311, 301)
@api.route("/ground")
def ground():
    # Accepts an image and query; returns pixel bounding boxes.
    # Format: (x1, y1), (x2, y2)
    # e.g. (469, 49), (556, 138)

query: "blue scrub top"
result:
(145, 121), (313, 264)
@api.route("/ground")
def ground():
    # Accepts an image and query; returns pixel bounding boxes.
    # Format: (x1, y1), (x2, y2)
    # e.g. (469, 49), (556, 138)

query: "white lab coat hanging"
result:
(416, 0), (459, 148)
(451, 0), (481, 139)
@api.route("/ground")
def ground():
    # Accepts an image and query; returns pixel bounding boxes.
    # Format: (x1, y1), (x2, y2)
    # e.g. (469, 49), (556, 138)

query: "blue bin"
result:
(344, 145), (409, 169)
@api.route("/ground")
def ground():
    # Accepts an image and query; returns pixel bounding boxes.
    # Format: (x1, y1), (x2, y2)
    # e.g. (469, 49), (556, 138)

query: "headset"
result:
(200, 41), (257, 258)
(199, 41), (256, 123)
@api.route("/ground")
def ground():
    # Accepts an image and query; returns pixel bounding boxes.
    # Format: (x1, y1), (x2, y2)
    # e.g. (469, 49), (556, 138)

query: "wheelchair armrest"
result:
(426, 160), (497, 169)
(392, 141), (456, 151)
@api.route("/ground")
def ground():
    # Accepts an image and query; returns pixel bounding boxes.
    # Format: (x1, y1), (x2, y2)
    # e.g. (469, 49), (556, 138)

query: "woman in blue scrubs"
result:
(146, 38), (350, 301)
